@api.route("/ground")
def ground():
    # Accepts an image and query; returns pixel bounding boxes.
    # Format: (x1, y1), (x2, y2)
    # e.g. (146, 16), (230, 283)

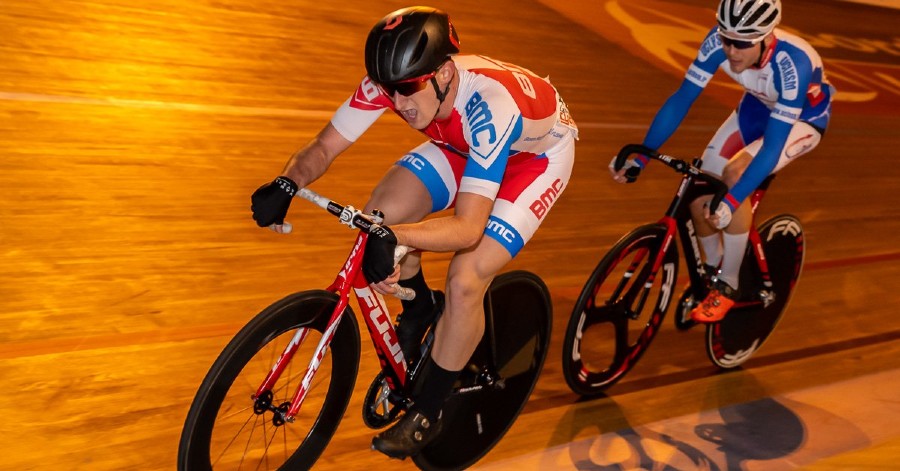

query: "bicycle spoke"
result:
(180, 291), (359, 471)
(239, 413), (259, 470)
(211, 413), (256, 468)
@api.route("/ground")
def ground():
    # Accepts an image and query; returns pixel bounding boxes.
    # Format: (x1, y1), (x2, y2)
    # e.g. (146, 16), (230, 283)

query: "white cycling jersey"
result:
(330, 54), (578, 256)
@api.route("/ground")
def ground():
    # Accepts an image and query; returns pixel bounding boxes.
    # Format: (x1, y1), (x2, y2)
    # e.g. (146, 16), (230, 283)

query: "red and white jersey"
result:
(330, 54), (578, 200)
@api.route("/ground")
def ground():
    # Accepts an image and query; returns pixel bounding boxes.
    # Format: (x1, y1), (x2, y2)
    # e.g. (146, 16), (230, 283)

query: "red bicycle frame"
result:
(252, 189), (413, 422)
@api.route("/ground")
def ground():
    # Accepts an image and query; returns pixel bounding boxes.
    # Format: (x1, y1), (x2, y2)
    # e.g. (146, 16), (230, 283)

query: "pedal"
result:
(759, 289), (776, 308)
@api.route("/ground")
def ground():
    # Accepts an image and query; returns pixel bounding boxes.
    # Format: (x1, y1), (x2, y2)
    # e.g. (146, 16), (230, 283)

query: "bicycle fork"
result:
(251, 233), (369, 426)
(252, 295), (351, 425)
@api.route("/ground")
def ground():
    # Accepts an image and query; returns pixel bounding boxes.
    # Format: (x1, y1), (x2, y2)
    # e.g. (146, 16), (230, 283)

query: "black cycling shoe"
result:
(396, 290), (445, 364)
(371, 410), (442, 459)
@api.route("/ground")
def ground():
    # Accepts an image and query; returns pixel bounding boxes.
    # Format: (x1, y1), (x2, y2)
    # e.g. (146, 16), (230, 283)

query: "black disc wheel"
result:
(413, 271), (552, 471)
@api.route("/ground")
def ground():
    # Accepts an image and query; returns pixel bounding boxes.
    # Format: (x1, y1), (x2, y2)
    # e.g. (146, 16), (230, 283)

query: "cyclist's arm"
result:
(283, 76), (391, 187)
(638, 80), (704, 166)
(722, 119), (790, 210)
(392, 191), (494, 252)
(394, 88), (523, 252)
(281, 122), (353, 188)
(637, 27), (722, 167)
(724, 51), (814, 210)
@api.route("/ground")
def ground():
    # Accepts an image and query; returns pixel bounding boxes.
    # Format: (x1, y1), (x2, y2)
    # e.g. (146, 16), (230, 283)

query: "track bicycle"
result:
(178, 188), (552, 470)
(562, 143), (804, 396)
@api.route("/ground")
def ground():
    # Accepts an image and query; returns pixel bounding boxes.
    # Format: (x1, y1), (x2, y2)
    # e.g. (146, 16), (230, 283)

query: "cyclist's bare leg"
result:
(689, 149), (754, 236)
(720, 151), (753, 234)
(364, 165), (434, 277)
(431, 236), (512, 370)
(715, 152), (753, 289)
(689, 174), (723, 266)
(689, 152), (754, 292)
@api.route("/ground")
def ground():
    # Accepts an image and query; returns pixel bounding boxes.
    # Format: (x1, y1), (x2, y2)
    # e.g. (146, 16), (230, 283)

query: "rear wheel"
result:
(562, 224), (679, 395)
(178, 290), (360, 470)
(706, 215), (804, 368)
(413, 271), (552, 471)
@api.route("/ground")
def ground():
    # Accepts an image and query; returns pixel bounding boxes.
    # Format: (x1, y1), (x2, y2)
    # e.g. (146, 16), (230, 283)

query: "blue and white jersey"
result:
(643, 27), (834, 209)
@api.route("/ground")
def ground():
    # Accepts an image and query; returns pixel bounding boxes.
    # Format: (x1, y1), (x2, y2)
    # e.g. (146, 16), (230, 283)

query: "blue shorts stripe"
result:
(484, 215), (525, 257)
(395, 153), (451, 212)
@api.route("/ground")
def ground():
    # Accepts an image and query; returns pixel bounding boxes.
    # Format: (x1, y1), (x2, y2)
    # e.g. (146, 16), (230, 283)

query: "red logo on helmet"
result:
(383, 16), (402, 30)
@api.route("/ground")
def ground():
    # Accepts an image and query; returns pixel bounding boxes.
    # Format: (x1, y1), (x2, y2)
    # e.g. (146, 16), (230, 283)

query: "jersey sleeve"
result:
(725, 49), (814, 209)
(640, 27), (724, 166)
(458, 90), (523, 200)
(330, 76), (391, 142)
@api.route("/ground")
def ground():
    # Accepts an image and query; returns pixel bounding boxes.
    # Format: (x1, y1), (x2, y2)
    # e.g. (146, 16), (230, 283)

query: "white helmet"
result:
(717, 0), (781, 41)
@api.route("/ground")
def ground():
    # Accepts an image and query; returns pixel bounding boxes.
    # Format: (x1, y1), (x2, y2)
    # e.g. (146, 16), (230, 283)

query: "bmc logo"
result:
(529, 178), (564, 219)
(486, 218), (517, 243)
(465, 92), (497, 147)
(399, 153), (426, 171)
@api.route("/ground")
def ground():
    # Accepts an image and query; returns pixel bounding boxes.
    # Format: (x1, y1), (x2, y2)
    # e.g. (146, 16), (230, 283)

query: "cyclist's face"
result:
(722, 43), (762, 74)
(722, 35), (768, 73)
(391, 83), (440, 130)
(388, 62), (454, 130)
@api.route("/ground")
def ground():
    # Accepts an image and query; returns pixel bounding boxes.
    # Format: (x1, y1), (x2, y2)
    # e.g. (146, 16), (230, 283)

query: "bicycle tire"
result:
(178, 290), (361, 471)
(413, 270), (552, 471)
(562, 224), (679, 396)
(706, 214), (804, 368)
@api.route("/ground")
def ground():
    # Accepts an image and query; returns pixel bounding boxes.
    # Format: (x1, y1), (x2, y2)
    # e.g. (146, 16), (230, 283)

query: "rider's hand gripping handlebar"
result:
(615, 144), (730, 216)
(295, 188), (415, 300)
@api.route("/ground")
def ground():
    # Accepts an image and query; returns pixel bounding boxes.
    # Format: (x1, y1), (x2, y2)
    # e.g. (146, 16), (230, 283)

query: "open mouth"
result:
(401, 109), (418, 121)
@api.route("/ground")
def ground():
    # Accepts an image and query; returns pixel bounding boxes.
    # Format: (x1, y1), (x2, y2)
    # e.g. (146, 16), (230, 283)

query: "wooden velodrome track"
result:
(2, 0), (899, 469)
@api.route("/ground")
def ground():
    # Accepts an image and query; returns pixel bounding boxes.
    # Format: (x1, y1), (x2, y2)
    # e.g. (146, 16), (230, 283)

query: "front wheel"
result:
(705, 215), (804, 369)
(413, 271), (552, 471)
(178, 290), (361, 470)
(562, 224), (679, 396)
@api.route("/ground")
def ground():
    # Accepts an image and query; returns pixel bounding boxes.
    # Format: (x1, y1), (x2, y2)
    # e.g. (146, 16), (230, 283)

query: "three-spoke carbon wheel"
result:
(562, 224), (679, 396)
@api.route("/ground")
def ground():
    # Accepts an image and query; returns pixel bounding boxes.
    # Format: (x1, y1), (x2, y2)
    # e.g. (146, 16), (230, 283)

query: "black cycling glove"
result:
(251, 176), (298, 227)
(608, 155), (643, 183)
(363, 224), (398, 284)
(624, 164), (642, 183)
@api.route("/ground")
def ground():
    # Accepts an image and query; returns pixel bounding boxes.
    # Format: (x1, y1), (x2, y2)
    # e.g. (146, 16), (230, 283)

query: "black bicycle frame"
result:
(616, 144), (777, 306)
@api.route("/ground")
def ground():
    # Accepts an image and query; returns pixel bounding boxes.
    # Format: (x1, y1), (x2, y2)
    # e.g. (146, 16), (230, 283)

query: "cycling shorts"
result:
(395, 136), (575, 257)
(701, 93), (825, 176)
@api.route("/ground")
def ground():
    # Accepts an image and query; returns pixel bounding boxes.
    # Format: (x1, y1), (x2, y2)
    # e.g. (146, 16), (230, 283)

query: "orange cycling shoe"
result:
(690, 279), (736, 323)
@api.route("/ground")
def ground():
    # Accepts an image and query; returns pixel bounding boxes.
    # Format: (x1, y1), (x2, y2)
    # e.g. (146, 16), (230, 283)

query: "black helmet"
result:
(364, 7), (460, 84)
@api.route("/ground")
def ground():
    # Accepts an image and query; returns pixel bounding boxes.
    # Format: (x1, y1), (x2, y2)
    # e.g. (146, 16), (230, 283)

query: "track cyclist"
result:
(610, 0), (833, 323)
(250, 6), (577, 459)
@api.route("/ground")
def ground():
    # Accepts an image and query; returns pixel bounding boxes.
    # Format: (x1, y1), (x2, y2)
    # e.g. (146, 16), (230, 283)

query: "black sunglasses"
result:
(719, 34), (757, 50)
(376, 70), (439, 98)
